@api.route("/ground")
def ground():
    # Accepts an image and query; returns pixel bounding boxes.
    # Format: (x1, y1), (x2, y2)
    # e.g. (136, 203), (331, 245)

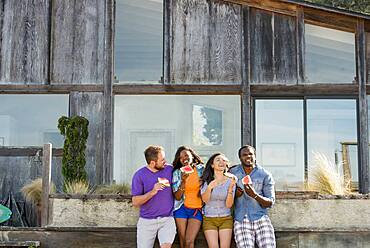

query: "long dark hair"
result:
(201, 152), (224, 186)
(172, 146), (203, 171)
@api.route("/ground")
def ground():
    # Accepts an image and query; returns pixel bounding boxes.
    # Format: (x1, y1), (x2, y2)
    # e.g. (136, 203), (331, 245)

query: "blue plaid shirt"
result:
(172, 164), (204, 211)
(229, 164), (275, 222)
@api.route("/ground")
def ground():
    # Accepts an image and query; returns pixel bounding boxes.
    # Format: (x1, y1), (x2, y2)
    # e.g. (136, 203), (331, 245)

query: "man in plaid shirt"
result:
(229, 145), (276, 248)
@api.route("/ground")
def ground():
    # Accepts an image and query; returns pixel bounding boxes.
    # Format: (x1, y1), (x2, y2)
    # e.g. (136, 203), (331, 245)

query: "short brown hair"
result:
(144, 145), (164, 164)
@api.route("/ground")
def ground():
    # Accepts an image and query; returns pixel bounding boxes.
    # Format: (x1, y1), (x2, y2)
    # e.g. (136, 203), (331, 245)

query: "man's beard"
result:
(154, 164), (164, 170)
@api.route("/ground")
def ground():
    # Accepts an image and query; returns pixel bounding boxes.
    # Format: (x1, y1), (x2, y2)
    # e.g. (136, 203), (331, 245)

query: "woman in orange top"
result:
(172, 146), (204, 248)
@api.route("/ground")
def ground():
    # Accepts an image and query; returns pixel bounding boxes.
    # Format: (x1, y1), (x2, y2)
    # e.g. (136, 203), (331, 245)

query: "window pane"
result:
(307, 99), (357, 185)
(115, 0), (163, 83)
(255, 100), (304, 191)
(305, 24), (355, 83)
(0, 95), (69, 147)
(114, 95), (241, 184)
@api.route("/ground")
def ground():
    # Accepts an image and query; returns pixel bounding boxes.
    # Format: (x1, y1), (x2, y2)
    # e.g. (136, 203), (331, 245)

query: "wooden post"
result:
(241, 6), (252, 146)
(356, 19), (369, 194)
(296, 7), (305, 84)
(102, 0), (114, 184)
(41, 143), (52, 227)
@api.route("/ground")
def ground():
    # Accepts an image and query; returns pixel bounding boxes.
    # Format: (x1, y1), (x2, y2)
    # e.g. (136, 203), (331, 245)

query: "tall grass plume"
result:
(21, 178), (56, 206)
(64, 180), (89, 194)
(306, 152), (351, 195)
(94, 183), (131, 195)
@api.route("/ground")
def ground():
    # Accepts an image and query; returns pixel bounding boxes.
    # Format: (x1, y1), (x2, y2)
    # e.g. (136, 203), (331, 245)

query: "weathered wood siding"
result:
(0, 156), (62, 200)
(171, 0), (242, 83)
(0, 0), (50, 83)
(366, 32), (370, 83)
(50, 0), (105, 84)
(69, 92), (104, 185)
(250, 9), (297, 84)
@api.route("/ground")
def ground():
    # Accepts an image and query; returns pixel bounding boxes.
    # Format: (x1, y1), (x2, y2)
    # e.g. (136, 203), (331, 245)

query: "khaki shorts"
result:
(137, 216), (177, 248)
(203, 215), (233, 231)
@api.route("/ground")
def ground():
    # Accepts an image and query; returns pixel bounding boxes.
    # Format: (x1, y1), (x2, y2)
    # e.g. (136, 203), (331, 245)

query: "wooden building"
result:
(0, 0), (370, 246)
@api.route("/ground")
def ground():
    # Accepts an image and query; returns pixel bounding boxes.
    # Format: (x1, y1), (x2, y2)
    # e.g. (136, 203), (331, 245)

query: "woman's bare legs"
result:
(175, 218), (188, 248)
(185, 218), (202, 248)
(219, 229), (233, 248)
(204, 229), (219, 248)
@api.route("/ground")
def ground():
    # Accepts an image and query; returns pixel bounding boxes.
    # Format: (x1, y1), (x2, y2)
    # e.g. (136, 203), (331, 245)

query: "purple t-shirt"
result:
(131, 164), (174, 219)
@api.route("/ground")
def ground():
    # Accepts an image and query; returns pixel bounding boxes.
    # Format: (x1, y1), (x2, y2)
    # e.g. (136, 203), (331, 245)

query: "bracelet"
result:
(253, 194), (258, 199)
(227, 191), (233, 195)
(179, 187), (185, 192)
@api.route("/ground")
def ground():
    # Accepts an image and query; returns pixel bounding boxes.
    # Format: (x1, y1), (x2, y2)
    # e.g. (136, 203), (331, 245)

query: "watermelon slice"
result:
(242, 175), (252, 185)
(180, 165), (194, 174)
(224, 172), (238, 181)
(158, 177), (170, 187)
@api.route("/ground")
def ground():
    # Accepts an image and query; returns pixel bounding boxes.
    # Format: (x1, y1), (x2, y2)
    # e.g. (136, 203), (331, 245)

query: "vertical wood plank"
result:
(250, 9), (297, 85)
(296, 7), (305, 84)
(273, 13), (297, 84)
(69, 92), (104, 185)
(164, 0), (172, 83)
(250, 8), (273, 83)
(171, 0), (210, 83)
(0, 0), (50, 83)
(51, 0), (105, 84)
(41, 143), (52, 227)
(356, 19), (369, 194)
(102, 0), (114, 184)
(209, 1), (242, 83)
(241, 6), (252, 145)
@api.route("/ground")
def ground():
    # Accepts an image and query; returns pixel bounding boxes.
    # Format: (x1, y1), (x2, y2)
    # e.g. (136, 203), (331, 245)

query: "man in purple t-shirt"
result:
(132, 145), (176, 248)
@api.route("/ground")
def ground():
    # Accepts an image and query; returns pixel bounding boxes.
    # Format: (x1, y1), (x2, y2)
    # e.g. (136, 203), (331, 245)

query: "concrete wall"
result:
(48, 195), (370, 230)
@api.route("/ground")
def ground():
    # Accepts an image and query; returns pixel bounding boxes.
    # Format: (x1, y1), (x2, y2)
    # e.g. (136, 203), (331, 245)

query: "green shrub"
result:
(58, 116), (89, 191)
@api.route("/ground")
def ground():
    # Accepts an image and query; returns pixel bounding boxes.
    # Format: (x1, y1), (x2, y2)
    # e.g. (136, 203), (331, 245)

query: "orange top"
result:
(184, 168), (203, 209)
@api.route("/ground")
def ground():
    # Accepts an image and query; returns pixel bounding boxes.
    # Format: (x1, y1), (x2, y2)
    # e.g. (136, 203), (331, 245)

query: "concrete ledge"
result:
(48, 193), (370, 230)
(270, 198), (370, 230)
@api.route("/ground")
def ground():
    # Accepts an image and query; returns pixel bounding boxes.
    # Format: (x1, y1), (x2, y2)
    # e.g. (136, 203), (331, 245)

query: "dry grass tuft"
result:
(64, 180), (90, 194)
(306, 153), (351, 195)
(21, 178), (56, 206)
(94, 183), (131, 195)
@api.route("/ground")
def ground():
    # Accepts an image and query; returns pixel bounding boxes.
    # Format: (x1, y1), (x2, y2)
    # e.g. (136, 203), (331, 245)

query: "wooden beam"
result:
(251, 84), (358, 96)
(41, 143), (52, 227)
(241, 6), (252, 145)
(0, 84), (103, 94)
(113, 84), (242, 95)
(356, 19), (369, 194)
(227, 0), (297, 16)
(102, 0), (114, 184)
(296, 7), (305, 84)
(112, 83), (361, 96)
(0, 147), (63, 157)
(304, 7), (356, 32)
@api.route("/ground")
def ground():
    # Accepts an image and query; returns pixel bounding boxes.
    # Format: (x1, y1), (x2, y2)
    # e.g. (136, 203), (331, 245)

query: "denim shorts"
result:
(173, 204), (203, 222)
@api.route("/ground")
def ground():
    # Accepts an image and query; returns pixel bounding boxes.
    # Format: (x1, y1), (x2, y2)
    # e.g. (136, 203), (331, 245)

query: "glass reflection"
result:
(255, 100), (304, 191)
(307, 99), (357, 185)
(115, 0), (163, 83)
(0, 95), (69, 147)
(305, 24), (355, 83)
(114, 95), (241, 184)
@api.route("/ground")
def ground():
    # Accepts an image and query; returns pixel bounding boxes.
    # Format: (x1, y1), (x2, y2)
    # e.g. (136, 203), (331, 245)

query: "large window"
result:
(255, 100), (304, 190)
(255, 99), (358, 190)
(305, 24), (355, 83)
(114, 95), (241, 184)
(0, 95), (69, 147)
(307, 99), (358, 185)
(115, 0), (163, 83)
